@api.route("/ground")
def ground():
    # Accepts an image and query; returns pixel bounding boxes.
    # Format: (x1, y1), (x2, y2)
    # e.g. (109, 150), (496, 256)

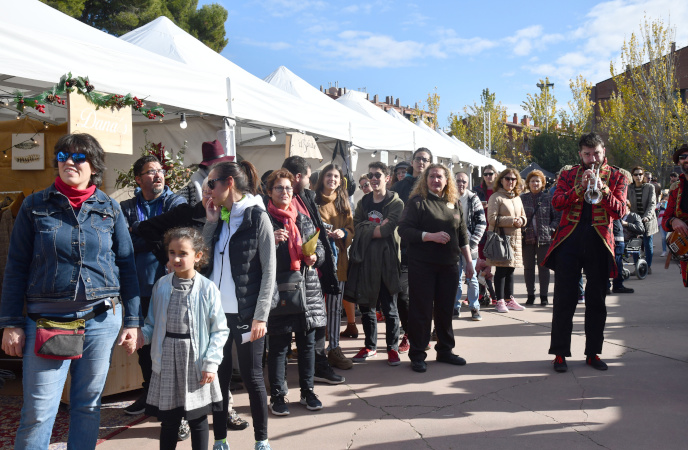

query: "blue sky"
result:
(201, 0), (688, 129)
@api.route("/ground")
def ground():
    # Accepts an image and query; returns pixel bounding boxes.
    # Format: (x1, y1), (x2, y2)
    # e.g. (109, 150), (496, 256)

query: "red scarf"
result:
(54, 177), (96, 208)
(268, 200), (303, 271)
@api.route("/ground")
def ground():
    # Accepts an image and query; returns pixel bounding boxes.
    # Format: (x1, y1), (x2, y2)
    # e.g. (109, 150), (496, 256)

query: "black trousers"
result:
(407, 259), (460, 362)
(493, 267), (515, 299)
(268, 328), (315, 396)
(137, 296), (152, 390)
(549, 227), (610, 357)
(397, 265), (409, 333)
(213, 314), (268, 442)
(160, 415), (208, 450)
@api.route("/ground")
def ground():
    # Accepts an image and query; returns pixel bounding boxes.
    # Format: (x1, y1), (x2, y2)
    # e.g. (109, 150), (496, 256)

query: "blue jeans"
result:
(660, 226), (667, 252)
(16, 303), (122, 450)
(456, 256), (479, 311)
(633, 234), (654, 267)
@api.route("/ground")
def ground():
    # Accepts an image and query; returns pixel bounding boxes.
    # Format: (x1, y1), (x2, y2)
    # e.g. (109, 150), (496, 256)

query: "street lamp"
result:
(536, 81), (554, 131)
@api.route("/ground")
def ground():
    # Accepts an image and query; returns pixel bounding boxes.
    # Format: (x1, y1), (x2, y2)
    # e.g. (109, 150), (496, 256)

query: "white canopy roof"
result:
(263, 66), (412, 152)
(120, 17), (351, 141)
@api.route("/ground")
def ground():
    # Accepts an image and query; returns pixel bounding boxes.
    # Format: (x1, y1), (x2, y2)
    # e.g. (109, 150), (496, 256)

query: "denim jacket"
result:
(142, 273), (229, 377)
(0, 184), (142, 328)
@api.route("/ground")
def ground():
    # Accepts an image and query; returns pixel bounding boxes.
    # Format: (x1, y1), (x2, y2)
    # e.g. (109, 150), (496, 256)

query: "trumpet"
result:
(584, 162), (602, 204)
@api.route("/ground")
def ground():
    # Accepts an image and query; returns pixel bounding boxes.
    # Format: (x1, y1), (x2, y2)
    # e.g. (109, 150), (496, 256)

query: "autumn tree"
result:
(559, 75), (595, 137)
(411, 87), (440, 129)
(41, 0), (229, 52)
(599, 17), (686, 182)
(522, 77), (558, 132)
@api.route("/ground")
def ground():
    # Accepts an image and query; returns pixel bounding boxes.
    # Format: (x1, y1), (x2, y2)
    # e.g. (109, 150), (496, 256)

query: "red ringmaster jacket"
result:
(661, 173), (688, 286)
(542, 158), (627, 277)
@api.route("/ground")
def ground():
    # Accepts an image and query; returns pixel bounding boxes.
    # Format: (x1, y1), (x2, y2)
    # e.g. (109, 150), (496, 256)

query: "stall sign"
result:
(285, 132), (322, 160)
(68, 91), (133, 154)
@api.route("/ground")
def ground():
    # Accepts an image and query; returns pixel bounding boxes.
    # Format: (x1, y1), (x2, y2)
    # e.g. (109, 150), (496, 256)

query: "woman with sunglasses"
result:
(0, 133), (142, 449)
(314, 164), (355, 368)
(204, 161), (275, 450)
(359, 174), (372, 194)
(628, 165), (657, 274)
(474, 164), (497, 206)
(487, 169), (527, 313)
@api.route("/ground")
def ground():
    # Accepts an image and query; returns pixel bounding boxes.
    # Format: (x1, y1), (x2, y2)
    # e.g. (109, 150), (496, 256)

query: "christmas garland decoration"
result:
(13, 72), (165, 120)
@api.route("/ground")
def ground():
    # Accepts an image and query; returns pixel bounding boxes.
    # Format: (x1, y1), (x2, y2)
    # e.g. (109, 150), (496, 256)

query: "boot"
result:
(525, 294), (535, 305)
(339, 322), (358, 339)
(327, 346), (353, 370)
(540, 295), (549, 306)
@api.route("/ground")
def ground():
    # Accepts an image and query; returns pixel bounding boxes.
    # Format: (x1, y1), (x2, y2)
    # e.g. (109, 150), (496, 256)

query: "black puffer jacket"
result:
(267, 211), (326, 334)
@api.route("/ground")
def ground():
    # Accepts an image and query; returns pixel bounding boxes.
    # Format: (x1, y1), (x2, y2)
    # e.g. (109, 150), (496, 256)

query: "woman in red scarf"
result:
(264, 169), (326, 416)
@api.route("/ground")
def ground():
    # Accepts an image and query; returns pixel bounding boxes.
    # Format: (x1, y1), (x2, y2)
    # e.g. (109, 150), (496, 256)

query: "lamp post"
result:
(536, 81), (554, 131)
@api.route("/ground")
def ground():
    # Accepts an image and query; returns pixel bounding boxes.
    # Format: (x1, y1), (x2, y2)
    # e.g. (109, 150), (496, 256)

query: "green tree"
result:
(411, 87), (440, 129)
(530, 132), (580, 174)
(522, 77), (558, 132)
(559, 75), (595, 137)
(41, 0), (228, 52)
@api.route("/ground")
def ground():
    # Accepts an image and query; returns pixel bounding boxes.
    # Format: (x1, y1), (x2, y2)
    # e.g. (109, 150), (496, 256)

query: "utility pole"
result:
(483, 110), (491, 156)
(536, 81), (554, 131)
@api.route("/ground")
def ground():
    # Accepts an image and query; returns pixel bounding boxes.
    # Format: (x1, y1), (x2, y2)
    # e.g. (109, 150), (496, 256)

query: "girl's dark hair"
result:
(210, 160), (259, 195)
(480, 164), (497, 191)
(53, 133), (107, 187)
(265, 168), (294, 192)
(314, 164), (352, 215)
(164, 227), (209, 269)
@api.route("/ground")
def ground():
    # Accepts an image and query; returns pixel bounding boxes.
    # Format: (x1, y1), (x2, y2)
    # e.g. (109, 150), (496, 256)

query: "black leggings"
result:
(213, 314), (268, 442)
(160, 416), (208, 450)
(494, 267), (515, 299)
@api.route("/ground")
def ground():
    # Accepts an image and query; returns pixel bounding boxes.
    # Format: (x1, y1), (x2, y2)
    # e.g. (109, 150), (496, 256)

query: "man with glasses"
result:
(628, 166), (658, 274)
(543, 132), (627, 373)
(391, 148), (432, 353)
(662, 144), (688, 286)
(121, 155), (187, 419)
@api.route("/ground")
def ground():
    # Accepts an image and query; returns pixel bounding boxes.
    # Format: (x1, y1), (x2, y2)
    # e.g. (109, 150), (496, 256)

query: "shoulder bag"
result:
(272, 268), (308, 316)
(483, 216), (513, 262)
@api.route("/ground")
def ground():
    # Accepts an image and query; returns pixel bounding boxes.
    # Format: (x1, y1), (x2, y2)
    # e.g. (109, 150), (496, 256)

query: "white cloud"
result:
(240, 38), (292, 51)
(503, 25), (565, 56)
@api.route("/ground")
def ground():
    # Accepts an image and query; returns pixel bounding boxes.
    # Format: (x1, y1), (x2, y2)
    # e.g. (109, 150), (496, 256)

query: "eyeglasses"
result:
(503, 177), (517, 182)
(483, 172), (495, 177)
(360, 182), (370, 189)
(272, 186), (293, 193)
(679, 154), (688, 161)
(633, 173), (644, 177)
(56, 151), (88, 164)
(140, 169), (166, 177)
(671, 174), (678, 178)
(367, 172), (383, 180)
(414, 156), (430, 164)
(208, 176), (228, 190)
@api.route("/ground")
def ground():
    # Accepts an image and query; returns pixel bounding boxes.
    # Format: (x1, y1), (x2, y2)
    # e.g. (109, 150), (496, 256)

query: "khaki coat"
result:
(486, 188), (526, 268)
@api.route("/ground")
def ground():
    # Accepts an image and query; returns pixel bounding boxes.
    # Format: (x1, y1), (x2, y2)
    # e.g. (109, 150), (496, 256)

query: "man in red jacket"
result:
(543, 132), (627, 373)
(661, 144), (688, 286)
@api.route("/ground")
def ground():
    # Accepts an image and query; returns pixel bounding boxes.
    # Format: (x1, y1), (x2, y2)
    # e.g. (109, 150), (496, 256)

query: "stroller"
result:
(621, 235), (649, 280)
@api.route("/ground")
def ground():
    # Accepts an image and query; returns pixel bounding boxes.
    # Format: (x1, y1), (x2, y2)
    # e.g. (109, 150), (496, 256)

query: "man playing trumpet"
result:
(662, 144), (688, 286)
(543, 132), (627, 373)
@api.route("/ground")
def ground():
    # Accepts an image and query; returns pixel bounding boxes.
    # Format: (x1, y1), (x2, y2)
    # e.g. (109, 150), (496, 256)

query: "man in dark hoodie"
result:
(390, 147), (432, 353)
(120, 155), (187, 417)
(282, 156), (344, 385)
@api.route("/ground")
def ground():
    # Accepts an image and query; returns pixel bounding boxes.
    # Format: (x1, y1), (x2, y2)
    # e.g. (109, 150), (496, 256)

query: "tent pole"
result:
(224, 77), (236, 158)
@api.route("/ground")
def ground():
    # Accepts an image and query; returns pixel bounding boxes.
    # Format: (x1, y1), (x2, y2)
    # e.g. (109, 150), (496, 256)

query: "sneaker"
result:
(213, 440), (229, 450)
(661, 251), (667, 257)
(470, 309), (482, 321)
(327, 346), (353, 370)
(387, 349), (401, 366)
(124, 393), (147, 415)
(578, 295), (585, 304)
(352, 347), (377, 362)
(398, 334), (410, 354)
(313, 365), (345, 384)
(411, 360), (427, 373)
(506, 297), (525, 311)
(552, 355), (568, 373)
(586, 354), (608, 371)
(648, 266), (652, 275)
(376, 311), (385, 322)
(612, 286), (634, 294)
(540, 295), (548, 306)
(453, 308), (461, 317)
(525, 294), (535, 305)
(177, 418), (190, 441)
(431, 328), (438, 341)
(300, 389), (323, 411)
(495, 299), (508, 313)
(255, 440), (272, 450)
(269, 395), (290, 416)
(436, 353), (466, 365)
(227, 409), (249, 430)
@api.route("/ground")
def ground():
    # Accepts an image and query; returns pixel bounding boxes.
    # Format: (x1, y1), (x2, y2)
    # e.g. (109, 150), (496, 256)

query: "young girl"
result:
(139, 227), (229, 450)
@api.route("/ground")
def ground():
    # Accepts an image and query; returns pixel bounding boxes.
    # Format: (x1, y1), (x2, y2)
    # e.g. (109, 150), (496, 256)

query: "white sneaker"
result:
(495, 299), (508, 313)
(661, 251), (667, 257)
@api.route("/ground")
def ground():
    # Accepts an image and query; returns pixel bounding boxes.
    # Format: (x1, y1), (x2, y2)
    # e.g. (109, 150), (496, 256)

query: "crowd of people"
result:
(0, 131), (678, 450)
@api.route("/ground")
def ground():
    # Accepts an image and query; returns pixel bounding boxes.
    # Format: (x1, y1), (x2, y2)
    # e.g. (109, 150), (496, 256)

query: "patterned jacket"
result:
(462, 190), (487, 259)
(661, 173), (688, 286)
(520, 190), (558, 246)
(542, 159), (627, 276)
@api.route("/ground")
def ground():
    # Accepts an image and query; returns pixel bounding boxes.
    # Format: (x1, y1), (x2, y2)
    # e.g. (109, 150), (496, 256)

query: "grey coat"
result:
(627, 183), (658, 236)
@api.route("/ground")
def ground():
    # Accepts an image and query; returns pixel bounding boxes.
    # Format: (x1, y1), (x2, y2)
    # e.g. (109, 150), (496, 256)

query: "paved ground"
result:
(65, 256), (688, 448)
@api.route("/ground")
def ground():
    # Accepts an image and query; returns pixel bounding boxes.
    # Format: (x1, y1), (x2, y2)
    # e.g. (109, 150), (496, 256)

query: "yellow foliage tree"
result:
(559, 75), (595, 137)
(522, 77), (558, 133)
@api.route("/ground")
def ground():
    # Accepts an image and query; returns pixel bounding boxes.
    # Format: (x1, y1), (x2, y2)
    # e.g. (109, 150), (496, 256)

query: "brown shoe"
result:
(327, 346), (353, 370)
(339, 323), (358, 339)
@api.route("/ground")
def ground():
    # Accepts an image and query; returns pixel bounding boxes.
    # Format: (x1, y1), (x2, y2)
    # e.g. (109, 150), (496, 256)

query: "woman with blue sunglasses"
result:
(0, 133), (142, 450)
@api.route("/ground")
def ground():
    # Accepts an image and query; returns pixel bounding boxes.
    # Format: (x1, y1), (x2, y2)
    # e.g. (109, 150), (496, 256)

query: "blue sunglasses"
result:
(56, 151), (88, 164)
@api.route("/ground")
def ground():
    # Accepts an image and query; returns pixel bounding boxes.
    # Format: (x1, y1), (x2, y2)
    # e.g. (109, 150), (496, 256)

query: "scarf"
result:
(268, 200), (303, 271)
(54, 177), (96, 209)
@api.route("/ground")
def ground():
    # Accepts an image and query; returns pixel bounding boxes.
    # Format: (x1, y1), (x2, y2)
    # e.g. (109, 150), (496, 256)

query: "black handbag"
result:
(272, 268), (308, 316)
(483, 218), (513, 262)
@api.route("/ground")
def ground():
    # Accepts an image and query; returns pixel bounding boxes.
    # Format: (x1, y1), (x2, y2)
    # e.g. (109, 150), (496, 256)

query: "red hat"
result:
(201, 140), (233, 167)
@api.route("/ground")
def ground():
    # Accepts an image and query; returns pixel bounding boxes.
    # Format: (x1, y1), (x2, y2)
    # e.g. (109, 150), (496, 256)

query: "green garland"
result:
(13, 72), (164, 120)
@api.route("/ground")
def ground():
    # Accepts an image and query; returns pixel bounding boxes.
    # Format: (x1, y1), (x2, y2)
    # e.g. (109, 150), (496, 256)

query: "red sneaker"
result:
(398, 334), (410, 354)
(352, 347), (377, 362)
(387, 349), (401, 366)
(376, 311), (385, 322)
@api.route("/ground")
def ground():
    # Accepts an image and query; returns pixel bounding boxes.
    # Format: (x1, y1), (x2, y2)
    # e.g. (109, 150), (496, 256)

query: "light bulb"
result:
(179, 113), (187, 129)
(371, 150), (377, 157)
(269, 130), (276, 142)
(393, 155), (398, 164)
